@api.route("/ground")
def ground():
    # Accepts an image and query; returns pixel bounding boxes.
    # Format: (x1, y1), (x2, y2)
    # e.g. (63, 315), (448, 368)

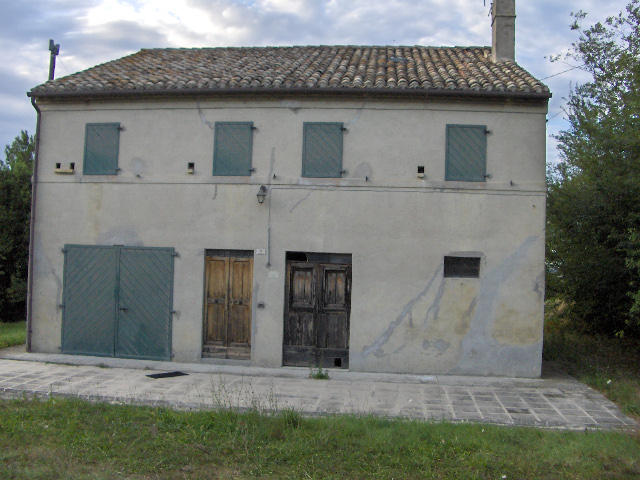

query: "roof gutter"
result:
(26, 96), (42, 352)
(27, 86), (551, 102)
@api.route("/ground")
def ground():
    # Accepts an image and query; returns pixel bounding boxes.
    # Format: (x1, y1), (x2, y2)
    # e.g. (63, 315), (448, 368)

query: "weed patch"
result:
(308, 365), (329, 380)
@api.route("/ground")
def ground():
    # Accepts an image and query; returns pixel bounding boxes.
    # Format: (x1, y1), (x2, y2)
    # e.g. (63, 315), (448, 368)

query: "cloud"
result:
(0, 0), (634, 161)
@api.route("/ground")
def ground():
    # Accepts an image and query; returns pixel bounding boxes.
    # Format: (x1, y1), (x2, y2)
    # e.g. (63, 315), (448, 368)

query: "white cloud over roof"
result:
(0, 0), (631, 163)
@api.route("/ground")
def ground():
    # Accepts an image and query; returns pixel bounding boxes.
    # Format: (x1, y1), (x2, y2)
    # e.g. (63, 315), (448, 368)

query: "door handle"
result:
(119, 307), (129, 311)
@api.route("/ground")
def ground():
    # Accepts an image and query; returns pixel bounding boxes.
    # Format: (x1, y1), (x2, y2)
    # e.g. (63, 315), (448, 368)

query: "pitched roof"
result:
(29, 46), (550, 100)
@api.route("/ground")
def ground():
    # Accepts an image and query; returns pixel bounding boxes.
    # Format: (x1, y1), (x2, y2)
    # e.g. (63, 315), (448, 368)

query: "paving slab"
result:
(0, 347), (637, 430)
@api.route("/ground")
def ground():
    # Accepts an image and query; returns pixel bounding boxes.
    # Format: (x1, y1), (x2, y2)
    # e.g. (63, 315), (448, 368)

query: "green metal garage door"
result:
(61, 245), (174, 361)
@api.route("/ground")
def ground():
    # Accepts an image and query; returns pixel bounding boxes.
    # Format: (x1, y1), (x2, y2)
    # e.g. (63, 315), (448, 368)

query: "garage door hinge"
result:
(172, 252), (180, 258)
(171, 310), (177, 315)
(61, 247), (67, 253)
(58, 303), (64, 309)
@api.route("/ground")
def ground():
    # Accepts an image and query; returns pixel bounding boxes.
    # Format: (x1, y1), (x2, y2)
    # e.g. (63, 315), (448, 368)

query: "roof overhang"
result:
(28, 86), (551, 105)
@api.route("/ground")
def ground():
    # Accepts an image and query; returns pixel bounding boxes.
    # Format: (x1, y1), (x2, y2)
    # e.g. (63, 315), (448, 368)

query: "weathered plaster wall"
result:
(30, 97), (547, 377)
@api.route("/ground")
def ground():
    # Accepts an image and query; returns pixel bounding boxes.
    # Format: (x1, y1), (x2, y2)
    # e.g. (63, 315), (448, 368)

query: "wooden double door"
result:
(283, 254), (351, 368)
(203, 251), (253, 359)
(62, 245), (174, 361)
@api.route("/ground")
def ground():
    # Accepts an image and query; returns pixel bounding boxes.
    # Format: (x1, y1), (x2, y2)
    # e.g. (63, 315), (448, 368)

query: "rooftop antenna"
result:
(48, 39), (60, 81)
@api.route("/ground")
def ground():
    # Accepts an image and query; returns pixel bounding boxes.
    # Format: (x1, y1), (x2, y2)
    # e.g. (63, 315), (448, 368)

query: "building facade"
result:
(27, 2), (551, 376)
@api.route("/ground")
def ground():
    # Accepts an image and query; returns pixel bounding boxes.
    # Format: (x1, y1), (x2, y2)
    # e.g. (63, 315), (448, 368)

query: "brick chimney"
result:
(491, 0), (516, 62)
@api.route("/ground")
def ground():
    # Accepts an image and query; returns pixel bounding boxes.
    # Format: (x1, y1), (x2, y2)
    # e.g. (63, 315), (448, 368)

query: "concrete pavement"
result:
(0, 346), (636, 430)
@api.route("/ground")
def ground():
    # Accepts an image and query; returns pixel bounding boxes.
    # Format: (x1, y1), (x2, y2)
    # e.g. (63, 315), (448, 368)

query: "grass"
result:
(0, 396), (638, 479)
(0, 321), (25, 349)
(543, 328), (640, 420)
(1, 312), (639, 478)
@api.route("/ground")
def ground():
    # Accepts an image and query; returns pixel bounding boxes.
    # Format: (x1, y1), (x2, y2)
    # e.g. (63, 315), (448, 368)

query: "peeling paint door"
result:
(203, 253), (253, 359)
(283, 257), (351, 368)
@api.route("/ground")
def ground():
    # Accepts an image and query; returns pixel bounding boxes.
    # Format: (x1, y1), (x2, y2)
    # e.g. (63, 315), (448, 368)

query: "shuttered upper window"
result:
(302, 123), (344, 178)
(445, 125), (487, 182)
(213, 122), (254, 176)
(83, 123), (120, 175)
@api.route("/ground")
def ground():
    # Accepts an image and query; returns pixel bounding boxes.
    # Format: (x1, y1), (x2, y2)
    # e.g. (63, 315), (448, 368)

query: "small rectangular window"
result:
(444, 256), (481, 278)
(83, 123), (120, 175)
(213, 122), (254, 176)
(445, 124), (487, 182)
(302, 123), (344, 178)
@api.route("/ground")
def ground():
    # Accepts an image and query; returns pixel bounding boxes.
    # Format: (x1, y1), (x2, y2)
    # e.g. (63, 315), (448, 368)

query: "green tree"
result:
(547, 1), (640, 334)
(0, 131), (34, 322)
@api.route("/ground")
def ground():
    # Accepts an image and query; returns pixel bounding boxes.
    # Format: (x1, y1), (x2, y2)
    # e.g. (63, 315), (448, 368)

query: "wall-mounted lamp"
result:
(256, 185), (268, 204)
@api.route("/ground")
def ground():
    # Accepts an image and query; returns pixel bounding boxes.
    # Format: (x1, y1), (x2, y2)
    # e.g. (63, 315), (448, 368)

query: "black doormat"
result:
(146, 371), (188, 379)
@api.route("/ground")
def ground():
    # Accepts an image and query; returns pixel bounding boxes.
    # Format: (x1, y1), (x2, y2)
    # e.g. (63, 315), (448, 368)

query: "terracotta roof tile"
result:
(30, 46), (550, 98)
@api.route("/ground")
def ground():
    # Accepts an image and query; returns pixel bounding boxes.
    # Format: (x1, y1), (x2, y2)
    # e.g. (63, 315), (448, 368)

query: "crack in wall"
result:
(361, 264), (443, 358)
(344, 102), (366, 126)
(212, 185), (218, 200)
(197, 105), (215, 130)
(289, 190), (313, 213)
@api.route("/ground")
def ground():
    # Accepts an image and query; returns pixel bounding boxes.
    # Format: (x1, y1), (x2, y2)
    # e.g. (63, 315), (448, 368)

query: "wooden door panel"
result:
(317, 312), (349, 349)
(290, 265), (315, 308)
(204, 257), (229, 344)
(228, 304), (250, 345)
(321, 267), (348, 309)
(203, 254), (252, 359)
(229, 257), (252, 345)
(205, 304), (226, 344)
(207, 258), (228, 299)
(284, 311), (315, 346)
(283, 259), (351, 368)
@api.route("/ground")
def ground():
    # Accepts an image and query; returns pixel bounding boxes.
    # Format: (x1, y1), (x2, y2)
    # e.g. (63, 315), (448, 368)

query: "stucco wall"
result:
(30, 96), (547, 377)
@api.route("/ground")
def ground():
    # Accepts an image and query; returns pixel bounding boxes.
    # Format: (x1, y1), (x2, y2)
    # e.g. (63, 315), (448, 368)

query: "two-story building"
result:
(26, 0), (550, 376)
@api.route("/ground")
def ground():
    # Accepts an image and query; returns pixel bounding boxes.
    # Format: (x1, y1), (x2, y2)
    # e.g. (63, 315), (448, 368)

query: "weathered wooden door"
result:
(203, 253), (253, 359)
(283, 258), (351, 368)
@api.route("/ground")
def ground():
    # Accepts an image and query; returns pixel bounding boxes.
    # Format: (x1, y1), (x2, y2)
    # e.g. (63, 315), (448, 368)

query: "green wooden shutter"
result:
(213, 122), (254, 176)
(302, 123), (344, 178)
(62, 245), (118, 356)
(116, 247), (174, 361)
(83, 123), (120, 175)
(445, 125), (487, 182)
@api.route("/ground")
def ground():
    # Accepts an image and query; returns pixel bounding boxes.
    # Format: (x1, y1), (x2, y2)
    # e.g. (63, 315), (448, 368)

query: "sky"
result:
(0, 0), (632, 164)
